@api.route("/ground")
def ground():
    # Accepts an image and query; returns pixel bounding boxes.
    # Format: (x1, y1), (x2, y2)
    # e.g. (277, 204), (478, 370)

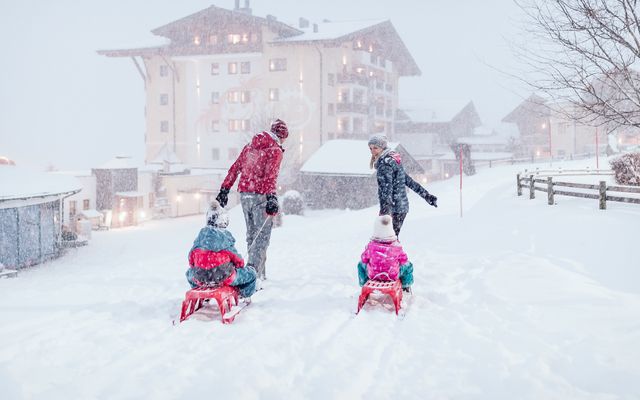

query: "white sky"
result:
(0, 0), (528, 170)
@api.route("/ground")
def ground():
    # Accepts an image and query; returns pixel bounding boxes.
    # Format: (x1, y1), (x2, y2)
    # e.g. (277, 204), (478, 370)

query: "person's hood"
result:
(190, 226), (237, 253)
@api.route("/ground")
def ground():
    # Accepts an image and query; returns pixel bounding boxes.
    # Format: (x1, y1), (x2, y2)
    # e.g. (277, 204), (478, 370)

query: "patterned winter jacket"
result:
(375, 150), (430, 215)
(221, 131), (284, 195)
(361, 239), (409, 281)
(188, 226), (244, 285)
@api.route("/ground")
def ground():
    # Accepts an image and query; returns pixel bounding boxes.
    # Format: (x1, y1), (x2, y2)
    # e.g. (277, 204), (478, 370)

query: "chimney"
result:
(299, 17), (309, 29)
(313, 23), (318, 33)
(266, 14), (277, 23)
(234, 0), (240, 10)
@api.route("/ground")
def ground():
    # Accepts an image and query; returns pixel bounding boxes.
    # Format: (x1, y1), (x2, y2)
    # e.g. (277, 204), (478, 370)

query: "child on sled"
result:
(357, 215), (414, 292)
(186, 200), (257, 298)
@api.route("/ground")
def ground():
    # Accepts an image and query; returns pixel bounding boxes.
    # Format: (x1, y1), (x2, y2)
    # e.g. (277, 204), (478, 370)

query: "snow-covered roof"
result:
(51, 170), (93, 177)
(115, 191), (145, 198)
(96, 156), (139, 170)
(300, 139), (400, 176)
(80, 209), (103, 219)
(0, 165), (82, 203)
(458, 135), (509, 145)
(274, 19), (387, 42)
(439, 151), (514, 161)
(149, 143), (183, 164)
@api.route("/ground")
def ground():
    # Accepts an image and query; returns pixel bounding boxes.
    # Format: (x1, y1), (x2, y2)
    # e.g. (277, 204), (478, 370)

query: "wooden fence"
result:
(516, 169), (640, 209)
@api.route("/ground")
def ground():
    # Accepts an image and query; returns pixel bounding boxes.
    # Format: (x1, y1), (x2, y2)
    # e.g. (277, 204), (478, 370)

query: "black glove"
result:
(216, 187), (230, 208)
(425, 193), (438, 208)
(265, 194), (279, 216)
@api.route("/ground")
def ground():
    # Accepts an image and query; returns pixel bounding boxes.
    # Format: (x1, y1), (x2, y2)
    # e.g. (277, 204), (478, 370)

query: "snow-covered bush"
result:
(610, 153), (640, 186)
(281, 190), (304, 215)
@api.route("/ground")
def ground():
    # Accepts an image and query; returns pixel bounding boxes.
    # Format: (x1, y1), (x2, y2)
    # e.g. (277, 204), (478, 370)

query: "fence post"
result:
(529, 174), (535, 199)
(547, 177), (554, 205)
(599, 181), (607, 210)
(517, 174), (522, 196)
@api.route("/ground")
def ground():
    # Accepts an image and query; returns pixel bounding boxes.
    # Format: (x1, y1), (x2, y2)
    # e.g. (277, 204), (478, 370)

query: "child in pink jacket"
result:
(357, 215), (414, 291)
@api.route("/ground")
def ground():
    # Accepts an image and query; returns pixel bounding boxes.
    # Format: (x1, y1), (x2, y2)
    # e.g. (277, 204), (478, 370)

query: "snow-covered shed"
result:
(299, 140), (423, 209)
(0, 165), (81, 269)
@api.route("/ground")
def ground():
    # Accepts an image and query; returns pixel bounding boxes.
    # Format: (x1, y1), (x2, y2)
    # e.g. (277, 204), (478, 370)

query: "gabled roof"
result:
(149, 143), (183, 164)
(300, 140), (423, 176)
(502, 94), (549, 123)
(151, 5), (303, 39)
(0, 166), (82, 205)
(273, 20), (420, 76)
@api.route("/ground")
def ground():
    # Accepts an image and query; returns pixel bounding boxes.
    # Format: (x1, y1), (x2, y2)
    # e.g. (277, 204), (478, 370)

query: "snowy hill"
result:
(0, 158), (638, 399)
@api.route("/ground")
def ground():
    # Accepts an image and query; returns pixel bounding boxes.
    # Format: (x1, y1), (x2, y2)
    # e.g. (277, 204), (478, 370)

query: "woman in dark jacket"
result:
(368, 134), (438, 236)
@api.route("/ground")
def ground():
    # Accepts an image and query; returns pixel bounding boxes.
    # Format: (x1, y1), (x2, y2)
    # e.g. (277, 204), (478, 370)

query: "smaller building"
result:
(299, 139), (424, 209)
(0, 165), (81, 269)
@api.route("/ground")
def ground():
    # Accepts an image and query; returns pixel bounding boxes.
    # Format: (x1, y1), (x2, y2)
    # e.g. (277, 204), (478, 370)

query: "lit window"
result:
(269, 58), (287, 71)
(194, 35), (201, 45)
(228, 62), (238, 74)
(227, 91), (240, 103)
(211, 63), (219, 75)
(241, 33), (250, 43)
(241, 91), (251, 103)
(227, 34), (241, 44)
(269, 88), (279, 101)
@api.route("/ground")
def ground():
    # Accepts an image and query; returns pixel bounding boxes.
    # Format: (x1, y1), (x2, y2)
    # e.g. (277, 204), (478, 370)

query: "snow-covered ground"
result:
(1, 158), (638, 400)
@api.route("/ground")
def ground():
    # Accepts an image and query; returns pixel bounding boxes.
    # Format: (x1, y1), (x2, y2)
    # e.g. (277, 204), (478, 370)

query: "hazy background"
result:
(0, 0), (527, 170)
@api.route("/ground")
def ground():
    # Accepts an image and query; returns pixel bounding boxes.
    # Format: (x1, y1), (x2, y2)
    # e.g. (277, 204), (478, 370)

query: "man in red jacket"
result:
(215, 119), (288, 280)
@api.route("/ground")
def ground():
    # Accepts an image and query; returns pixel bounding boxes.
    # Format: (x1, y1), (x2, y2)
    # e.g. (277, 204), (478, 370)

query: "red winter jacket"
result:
(221, 131), (284, 194)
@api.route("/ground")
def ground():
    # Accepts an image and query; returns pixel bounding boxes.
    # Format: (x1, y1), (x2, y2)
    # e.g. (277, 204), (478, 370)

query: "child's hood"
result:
(191, 226), (236, 252)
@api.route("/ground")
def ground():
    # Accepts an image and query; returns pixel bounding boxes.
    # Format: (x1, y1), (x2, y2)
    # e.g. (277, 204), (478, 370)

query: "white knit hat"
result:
(206, 200), (229, 228)
(372, 215), (396, 241)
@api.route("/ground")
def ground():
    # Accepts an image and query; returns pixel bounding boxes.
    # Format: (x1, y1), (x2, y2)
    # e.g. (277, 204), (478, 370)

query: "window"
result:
(193, 35), (201, 45)
(228, 148), (239, 160)
(327, 73), (335, 86)
(211, 120), (219, 132)
(241, 91), (251, 103)
(69, 200), (77, 216)
(211, 63), (219, 75)
(353, 89), (364, 104)
(353, 118), (363, 134)
(251, 33), (259, 43)
(160, 94), (168, 106)
(338, 89), (349, 103)
(227, 91), (239, 103)
(227, 34), (241, 44)
(228, 62), (238, 75)
(208, 34), (218, 45)
(337, 118), (350, 133)
(269, 88), (279, 101)
(269, 58), (287, 71)
(83, 199), (90, 210)
(228, 119), (251, 132)
(240, 61), (251, 74)
(160, 65), (168, 77)
(241, 33), (250, 43)
(328, 103), (335, 116)
(211, 92), (220, 104)
(160, 120), (169, 133)
(370, 53), (377, 64)
(212, 148), (220, 161)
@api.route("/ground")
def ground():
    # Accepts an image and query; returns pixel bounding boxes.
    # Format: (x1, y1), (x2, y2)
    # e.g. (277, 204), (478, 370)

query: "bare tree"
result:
(514, 0), (640, 130)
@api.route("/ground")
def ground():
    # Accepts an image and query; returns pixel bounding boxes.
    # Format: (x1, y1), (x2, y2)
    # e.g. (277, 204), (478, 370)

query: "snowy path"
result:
(1, 161), (639, 399)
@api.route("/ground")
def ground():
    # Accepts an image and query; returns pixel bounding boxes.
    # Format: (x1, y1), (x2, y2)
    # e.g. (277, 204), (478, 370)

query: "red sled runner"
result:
(179, 286), (248, 324)
(356, 279), (403, 315)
